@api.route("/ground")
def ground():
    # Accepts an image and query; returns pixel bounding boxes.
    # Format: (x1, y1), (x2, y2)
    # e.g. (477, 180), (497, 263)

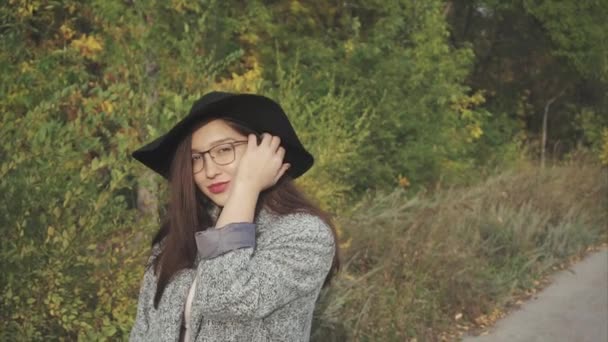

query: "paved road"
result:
(462, 248), (608, 342)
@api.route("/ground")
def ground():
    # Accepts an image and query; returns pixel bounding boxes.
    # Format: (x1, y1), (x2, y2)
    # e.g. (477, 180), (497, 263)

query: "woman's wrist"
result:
(214, 181), (260, 229)
(231, 178), (262, 195)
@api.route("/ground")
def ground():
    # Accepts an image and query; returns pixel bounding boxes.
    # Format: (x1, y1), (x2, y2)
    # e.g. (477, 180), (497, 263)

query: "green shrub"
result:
(0, 93), (153, 339)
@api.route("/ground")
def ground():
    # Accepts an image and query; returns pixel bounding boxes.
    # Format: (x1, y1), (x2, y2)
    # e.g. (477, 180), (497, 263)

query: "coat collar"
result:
(155, 205), (277, 341)
(147, 204), (279, 341)
(185, 205), (277, 340)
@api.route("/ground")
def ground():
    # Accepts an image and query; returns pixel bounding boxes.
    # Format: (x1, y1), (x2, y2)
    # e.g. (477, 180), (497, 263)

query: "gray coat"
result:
(129, 207), (336, 342)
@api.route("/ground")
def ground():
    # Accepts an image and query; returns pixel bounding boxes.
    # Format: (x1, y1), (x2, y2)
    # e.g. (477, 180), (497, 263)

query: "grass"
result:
(311, 161), (608, 341)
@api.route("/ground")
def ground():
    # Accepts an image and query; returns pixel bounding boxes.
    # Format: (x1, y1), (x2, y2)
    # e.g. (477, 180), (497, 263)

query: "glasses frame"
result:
(192, 140), (249, 174)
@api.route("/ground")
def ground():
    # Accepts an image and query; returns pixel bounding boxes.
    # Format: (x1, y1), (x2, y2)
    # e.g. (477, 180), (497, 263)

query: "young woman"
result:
(129, 92), (340, 341)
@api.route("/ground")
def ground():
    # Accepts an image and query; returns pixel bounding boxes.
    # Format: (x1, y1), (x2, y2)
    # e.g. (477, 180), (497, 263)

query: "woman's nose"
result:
(203, 153), (220, 178)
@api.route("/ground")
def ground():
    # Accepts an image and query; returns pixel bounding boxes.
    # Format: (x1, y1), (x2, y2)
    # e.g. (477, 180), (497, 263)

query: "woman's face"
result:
(191, 119), (249, 207)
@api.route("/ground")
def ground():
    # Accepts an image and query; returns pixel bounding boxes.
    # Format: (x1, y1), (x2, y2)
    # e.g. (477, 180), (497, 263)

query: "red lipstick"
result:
(208, 181), (229, 194)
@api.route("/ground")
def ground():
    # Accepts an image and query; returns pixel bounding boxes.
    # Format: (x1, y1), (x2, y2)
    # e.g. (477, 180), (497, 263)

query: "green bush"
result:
(0, 94), (151, 339)
(262, 63), (374, 212)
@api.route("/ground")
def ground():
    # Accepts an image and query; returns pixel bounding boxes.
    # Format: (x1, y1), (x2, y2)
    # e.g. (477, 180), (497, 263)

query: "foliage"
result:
(264, 62), (374, 211)
(240, 0), (491, 190)
(447, 0), (608, 163)
(0, 89), (150, 339)
(523, 0), (608, 82)
(575, 107), (608, 166)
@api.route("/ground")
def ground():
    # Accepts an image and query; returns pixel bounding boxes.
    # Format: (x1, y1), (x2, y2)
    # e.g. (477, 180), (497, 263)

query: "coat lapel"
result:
(187, 207), (275, 340)
(155, 267), (195, 341)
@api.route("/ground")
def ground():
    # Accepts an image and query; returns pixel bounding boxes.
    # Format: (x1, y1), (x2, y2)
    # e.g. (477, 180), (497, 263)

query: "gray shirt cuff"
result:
(195, 222), (256, 259)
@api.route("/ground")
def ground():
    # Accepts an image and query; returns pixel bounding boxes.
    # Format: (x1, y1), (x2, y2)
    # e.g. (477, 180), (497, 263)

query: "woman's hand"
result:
(232, 133), (291, 194)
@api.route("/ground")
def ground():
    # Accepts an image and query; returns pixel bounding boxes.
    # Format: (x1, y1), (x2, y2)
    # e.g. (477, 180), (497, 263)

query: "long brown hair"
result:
(149, 118), (340, 308)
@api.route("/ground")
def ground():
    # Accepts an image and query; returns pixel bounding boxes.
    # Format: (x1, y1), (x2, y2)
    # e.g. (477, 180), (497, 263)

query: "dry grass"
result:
(312, 161), (608, 342)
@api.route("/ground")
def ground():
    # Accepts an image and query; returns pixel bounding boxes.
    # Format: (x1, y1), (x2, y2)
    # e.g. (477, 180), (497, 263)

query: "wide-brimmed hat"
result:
(131, 91), (314, 179)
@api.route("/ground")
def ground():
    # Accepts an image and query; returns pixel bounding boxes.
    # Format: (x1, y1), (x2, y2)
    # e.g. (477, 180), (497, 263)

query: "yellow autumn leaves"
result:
(216, 57), (263, 93)
(452, 90), (487, 143)
(398, 174), (411, 188)
(58, 21), (106, 59)
(71, 34), (104, 59)
(58, 20), (105, 59)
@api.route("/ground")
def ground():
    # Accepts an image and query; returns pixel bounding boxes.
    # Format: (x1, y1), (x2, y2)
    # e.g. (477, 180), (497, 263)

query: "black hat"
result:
(131, 91), (314, 179)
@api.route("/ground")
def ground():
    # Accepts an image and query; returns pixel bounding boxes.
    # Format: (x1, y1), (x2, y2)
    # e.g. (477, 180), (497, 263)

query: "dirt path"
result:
(461, 247), (608, 342)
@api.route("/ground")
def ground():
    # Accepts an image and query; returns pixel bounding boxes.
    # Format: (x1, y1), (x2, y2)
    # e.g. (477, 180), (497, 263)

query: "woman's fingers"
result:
(260, 132), (274, 148)
(260, 132), (281, 152)
(270, 135), (281, 152)
(273, 163), (291, 184)
(276, 146), (285, 160)
(247, 133), (257, 150)
(246, 133), (287, 188)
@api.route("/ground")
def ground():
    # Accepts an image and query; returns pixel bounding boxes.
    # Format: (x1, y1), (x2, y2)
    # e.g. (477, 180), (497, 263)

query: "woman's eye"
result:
(192, 155), (201, 161)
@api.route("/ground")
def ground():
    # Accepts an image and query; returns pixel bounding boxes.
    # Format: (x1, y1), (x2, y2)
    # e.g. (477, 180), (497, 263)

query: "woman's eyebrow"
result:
(191, 138), (236, 152)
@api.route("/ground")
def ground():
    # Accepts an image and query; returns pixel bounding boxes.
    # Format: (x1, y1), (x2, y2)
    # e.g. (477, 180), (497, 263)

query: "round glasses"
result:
(192, 140), (248, 174)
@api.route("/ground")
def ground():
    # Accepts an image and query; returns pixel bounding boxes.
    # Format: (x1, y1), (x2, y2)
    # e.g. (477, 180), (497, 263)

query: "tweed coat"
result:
(129, 206), (336, 342)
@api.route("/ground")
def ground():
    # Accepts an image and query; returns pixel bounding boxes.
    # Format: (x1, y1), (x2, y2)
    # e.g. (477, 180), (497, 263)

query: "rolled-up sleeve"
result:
(191, 213), (336, 320)
(195, 222), (256, 259)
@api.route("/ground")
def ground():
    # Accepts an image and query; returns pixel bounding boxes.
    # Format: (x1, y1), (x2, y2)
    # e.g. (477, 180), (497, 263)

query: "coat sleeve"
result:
(193, 212), (336, 320)
(129, 246), (161, 340)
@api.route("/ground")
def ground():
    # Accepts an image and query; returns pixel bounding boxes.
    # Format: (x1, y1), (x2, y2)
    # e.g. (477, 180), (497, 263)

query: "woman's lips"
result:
(208, 181), (229, 194)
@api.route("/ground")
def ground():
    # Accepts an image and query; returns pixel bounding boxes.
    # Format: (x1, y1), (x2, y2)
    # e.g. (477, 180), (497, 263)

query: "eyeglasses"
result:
(192, 140), (248, 174)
